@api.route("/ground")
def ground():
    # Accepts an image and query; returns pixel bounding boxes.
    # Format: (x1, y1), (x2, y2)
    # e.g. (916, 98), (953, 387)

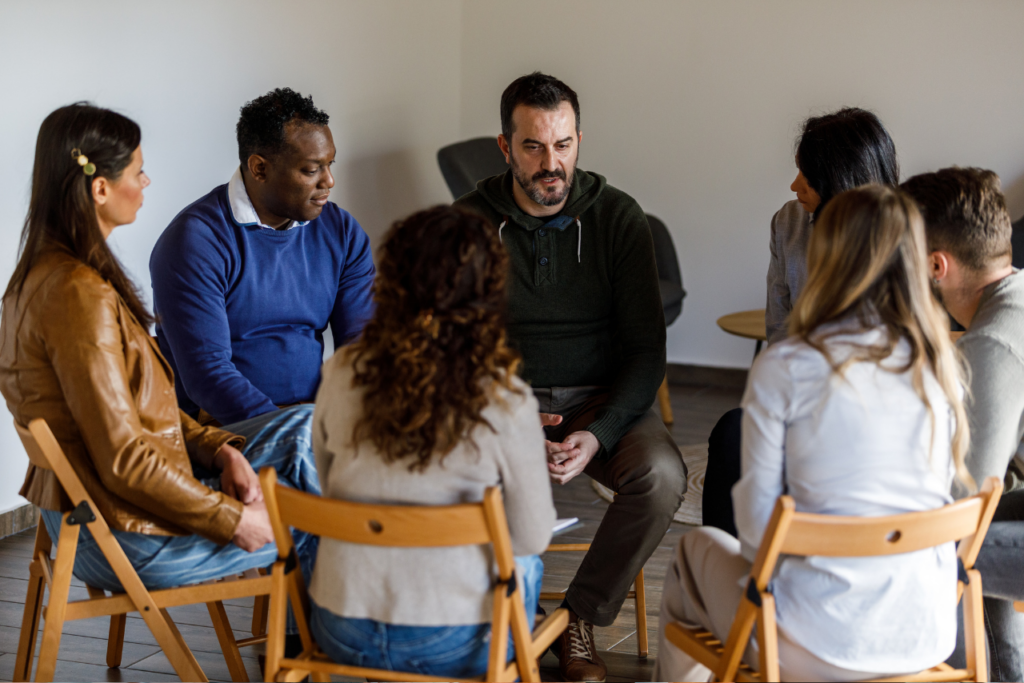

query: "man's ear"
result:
(930, 250), (952, 281)
(496, 135), (510, 165)
(91, 176), (109, 206)
(247, 154), (268, 182)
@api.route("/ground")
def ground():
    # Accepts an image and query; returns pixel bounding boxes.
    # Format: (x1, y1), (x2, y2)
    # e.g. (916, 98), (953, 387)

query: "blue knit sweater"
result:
(150, 184), (375, 425)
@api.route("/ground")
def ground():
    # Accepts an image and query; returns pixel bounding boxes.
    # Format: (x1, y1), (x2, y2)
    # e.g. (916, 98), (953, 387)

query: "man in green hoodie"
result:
(455, 72), (686, 682)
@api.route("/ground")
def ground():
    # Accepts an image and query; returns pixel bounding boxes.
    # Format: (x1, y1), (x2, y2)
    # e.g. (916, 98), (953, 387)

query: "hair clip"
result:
(71, 148), (96, 176)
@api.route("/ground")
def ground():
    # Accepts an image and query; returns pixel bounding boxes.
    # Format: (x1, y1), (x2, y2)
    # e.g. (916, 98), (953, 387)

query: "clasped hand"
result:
(540, 413), (600, 486)
(215, 443), (274, 552)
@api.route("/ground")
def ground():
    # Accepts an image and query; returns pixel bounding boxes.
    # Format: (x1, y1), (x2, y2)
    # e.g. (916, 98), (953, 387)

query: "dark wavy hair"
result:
(346, 205), (522, 472)
(797, 107), (900, 220)
(4, 103), (152, 327)
(236, 87), (329, 166)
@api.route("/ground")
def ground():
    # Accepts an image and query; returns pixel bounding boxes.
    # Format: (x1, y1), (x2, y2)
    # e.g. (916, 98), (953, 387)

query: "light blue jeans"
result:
(41, 405), (320, 631)
(309, 554), (543, 678)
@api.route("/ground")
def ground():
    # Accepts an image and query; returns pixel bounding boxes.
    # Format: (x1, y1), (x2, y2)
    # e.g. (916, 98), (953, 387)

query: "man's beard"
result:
(930, 279), (946, 306)
(509, 151), (577, 207)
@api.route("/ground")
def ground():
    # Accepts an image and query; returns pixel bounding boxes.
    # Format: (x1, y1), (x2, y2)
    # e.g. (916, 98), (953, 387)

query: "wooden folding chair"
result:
(13, 418), (273, 682)
(540, 543), (649, 657)
(259, 467), (570, 682)
(665, 477), (1003, 682)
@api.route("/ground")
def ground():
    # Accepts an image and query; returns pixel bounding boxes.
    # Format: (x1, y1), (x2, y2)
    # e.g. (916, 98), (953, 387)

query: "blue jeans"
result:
(309, 555), (543, 678)
(41, 405), (320, 630)
(948, 490), (1024, 681)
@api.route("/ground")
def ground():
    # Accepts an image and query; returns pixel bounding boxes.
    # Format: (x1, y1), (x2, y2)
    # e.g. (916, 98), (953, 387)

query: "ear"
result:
(496, 135), (510, 165)
(91, 176), (110, 206)
(930, 250), (952, 281)
(247, 154), (269, 182)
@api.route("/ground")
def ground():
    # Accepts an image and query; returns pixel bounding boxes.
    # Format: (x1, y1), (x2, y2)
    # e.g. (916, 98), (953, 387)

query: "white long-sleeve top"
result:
(309, 355), (556, 626)
(733, 322), (958, 673)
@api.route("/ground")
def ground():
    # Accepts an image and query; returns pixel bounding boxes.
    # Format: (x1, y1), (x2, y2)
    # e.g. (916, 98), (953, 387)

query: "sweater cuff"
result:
(585, 414), (631, 459)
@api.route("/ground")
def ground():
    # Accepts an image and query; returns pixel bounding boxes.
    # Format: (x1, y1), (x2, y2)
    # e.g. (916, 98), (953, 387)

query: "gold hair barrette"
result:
(71, 148), (96, 176)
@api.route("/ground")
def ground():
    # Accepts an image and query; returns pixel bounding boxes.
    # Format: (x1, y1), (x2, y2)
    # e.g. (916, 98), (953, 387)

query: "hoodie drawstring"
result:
(498, 216), (508, 245)
(576, 216), (582, 263)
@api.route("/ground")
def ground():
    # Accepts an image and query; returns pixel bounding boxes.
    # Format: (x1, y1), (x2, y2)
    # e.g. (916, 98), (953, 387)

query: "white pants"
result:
(654, 527), (885, 682)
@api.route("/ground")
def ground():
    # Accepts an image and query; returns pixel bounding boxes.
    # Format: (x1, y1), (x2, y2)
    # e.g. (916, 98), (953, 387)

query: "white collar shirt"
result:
(227, 167), (309, 231)
(734, 322), (958, 673)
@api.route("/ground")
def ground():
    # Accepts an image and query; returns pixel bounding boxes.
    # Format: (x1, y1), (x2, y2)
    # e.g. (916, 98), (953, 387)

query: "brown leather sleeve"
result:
(38, 276), (242, 544)
(180, 410), (246, 470)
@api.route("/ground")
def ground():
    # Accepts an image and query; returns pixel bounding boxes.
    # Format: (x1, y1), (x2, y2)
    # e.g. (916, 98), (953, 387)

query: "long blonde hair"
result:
(790, 184), (972, 490)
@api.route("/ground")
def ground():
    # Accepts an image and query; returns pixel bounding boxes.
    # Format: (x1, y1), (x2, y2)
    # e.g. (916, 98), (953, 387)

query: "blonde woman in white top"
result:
(656, 185), (972, 681)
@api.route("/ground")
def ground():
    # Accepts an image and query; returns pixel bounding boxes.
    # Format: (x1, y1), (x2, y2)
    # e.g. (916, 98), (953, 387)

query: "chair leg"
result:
(35, 520), (81, 682)
(657, 375), (674, 425)
(246, 568), (269, 637)
(14, 565), (46, 681)
(15, 524), (52, 682)
(106, 613), (127, 668)
(208, 600), (249, 682)
(155, 608), (209, 682)
(634, 569), (648, 658)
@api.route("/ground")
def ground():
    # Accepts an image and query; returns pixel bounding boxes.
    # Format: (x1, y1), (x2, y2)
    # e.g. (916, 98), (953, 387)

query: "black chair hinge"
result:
(498, 569), (517, 597)
(958, 557), (970, 585)
(283, 547), (299, 575)
(66, 501), (96, 526)
(746, 577), (765, 608)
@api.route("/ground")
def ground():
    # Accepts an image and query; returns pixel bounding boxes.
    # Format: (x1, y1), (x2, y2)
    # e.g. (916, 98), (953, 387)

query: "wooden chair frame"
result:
(13, 418), (272, 682)
(665, 477), (1003, 683)
(540, 543), (648, 657)
(259, 467), (570, 683)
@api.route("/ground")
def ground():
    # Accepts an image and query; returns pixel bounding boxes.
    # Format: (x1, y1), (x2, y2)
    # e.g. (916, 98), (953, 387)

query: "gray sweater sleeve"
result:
(498, 392), (556, 557)
(960, 333), (1024, 493)
(765, 207), (790, 346)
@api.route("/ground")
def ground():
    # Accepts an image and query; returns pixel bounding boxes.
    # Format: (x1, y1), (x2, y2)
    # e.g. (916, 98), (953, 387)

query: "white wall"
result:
(460, 0), (1024, 368)
(2, 0), (1023, 515)
(0, 0), (463, 515)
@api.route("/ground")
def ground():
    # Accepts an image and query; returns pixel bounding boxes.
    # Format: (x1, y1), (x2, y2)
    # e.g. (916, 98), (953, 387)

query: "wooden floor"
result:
(0, 378), (744, 683)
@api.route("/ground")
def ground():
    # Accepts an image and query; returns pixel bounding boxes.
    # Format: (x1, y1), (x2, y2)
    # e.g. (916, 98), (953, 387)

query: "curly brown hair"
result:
(346, 205), (522, 471)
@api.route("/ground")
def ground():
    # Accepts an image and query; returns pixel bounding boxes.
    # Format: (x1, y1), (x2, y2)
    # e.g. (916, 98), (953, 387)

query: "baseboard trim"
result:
(0, 503), (38, 540)
(667, 363), (748, 390)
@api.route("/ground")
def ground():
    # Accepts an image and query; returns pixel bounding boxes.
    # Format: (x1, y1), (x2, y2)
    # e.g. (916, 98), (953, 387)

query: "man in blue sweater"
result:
(151, 88), (375, 426)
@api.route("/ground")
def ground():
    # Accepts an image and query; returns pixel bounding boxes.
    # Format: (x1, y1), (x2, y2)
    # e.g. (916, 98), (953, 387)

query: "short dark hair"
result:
(500, 72), (580, 141)
(796, 107), (899, 220)
(236, 88), (329, 166)
(900, 167), (1012, 271)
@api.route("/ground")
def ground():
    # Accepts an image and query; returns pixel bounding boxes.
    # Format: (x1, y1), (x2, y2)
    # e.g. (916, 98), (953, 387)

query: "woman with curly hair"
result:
(309, 205), (556, 677)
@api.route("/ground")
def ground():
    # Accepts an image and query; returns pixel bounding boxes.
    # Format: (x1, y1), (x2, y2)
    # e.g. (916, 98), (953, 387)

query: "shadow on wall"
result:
(336, 148), (429, 250)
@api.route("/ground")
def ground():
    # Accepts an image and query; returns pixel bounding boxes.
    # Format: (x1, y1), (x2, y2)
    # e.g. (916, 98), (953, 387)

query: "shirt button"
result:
(539, 229), (547, 237)
(539, 257), (549, 266)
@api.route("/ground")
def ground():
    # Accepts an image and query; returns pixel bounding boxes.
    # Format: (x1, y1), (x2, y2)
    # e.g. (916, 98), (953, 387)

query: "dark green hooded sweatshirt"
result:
(454, 169), (666, 455)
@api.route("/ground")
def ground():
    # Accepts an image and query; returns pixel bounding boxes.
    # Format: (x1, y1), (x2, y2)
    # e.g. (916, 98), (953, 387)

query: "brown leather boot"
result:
(555, 610), (607, 682)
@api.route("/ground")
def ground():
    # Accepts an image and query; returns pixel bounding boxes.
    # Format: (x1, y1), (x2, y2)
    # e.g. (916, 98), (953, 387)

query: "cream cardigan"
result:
(308, 354), (556, 626)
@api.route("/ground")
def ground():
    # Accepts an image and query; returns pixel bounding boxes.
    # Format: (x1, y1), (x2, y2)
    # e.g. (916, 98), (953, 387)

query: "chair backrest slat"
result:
(274, 484), (493, 548)
(15, 421), (54, 471)
(780, 497), (984, 557)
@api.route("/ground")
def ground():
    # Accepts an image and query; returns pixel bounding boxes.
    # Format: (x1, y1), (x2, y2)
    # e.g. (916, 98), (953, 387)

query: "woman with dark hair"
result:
(659, 185), (969, 680)
(0, 103), (318, 651)
(768, 107), (900, 344)
(703, 108), (900, 536)
(309, 205), (555, 677)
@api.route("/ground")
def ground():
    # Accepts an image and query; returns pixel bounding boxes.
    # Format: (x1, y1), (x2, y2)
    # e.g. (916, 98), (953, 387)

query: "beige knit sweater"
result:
(308, 353), (556, 626)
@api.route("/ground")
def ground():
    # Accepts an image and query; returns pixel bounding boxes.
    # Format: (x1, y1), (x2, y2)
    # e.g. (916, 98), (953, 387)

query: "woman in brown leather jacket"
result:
(0, 104), (318, 641)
